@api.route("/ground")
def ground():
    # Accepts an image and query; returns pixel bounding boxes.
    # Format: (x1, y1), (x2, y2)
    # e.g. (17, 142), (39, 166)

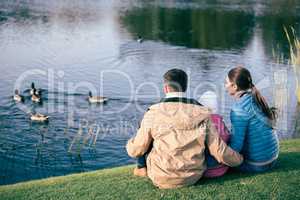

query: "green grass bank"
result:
(0, 139), (300, 200)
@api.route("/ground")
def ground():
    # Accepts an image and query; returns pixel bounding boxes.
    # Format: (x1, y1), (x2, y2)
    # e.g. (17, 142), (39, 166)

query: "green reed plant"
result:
(285, 27), (300, 103)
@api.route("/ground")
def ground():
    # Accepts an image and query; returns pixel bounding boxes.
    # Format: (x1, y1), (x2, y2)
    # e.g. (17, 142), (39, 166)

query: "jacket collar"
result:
(160, 96), (203, 106)
(165, 92), (185, 98)
(234, 89), (252, 100)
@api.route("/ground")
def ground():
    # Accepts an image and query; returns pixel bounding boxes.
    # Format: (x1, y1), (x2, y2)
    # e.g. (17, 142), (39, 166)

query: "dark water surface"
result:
(0, 0), (300, 185)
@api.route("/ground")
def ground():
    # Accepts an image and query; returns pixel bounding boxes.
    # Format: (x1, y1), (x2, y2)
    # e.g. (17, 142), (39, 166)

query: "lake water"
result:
(0, 0), (300, 185)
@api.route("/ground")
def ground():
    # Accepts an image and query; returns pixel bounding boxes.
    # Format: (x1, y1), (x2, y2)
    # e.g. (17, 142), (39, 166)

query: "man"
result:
(126, 68), (243, 189)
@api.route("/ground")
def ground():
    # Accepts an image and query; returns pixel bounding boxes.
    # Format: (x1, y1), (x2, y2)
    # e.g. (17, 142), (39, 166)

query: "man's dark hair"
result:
(163, 68), (188, 92)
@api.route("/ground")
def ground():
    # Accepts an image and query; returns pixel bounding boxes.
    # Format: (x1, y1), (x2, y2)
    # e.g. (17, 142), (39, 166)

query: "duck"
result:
(137, 36), (143, 43)
(31, 89), (41, 103)
(30, 82), (36, 95)
(30, 113), (49, 122)
(13, 89), (24, 102)
(88, 91), (108, 103)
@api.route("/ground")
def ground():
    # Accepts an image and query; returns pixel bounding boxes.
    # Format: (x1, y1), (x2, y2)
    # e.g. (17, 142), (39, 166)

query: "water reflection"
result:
(259, 14), (300, 57)
(120, 3), (300, 57)
(121, 7), (255, 50)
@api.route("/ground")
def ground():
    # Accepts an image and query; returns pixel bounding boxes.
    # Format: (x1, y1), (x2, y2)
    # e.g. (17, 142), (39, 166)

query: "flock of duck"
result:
(13, 82), (108, 122)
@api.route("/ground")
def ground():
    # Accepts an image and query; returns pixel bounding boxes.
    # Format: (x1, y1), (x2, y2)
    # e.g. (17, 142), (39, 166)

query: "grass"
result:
(0, 139), (300, 200)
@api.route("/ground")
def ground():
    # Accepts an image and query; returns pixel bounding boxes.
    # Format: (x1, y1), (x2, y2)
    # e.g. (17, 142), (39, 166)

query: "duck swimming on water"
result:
(88, 91), (108, 103)
(137, 36), (143, 43)
(30, 82), (36, 95)
(31, 89), (41, 103)
(13, 89), (24, 102)
(30, 113), (49, 122)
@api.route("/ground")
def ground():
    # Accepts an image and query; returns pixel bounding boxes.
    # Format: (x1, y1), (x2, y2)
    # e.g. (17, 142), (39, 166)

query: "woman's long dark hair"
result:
(228, 66), (277, 121)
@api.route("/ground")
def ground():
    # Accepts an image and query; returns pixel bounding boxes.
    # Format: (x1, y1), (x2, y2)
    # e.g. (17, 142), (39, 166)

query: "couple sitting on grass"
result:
(126, 67), (279, 189)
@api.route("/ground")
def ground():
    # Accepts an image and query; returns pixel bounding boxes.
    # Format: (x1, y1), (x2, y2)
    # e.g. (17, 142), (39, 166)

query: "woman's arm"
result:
(229, 108), (249, 152)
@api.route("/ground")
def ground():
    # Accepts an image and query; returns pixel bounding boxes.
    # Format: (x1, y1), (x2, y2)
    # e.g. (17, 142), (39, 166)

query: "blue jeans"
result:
(238, 160), (277, 173)
(137, 155), (147, 168)
(136, 142), (152, 168)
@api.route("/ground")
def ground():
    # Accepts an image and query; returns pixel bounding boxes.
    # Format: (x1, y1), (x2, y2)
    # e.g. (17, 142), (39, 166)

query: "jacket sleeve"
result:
(205, 118), (243, 167)
(126, 112), (153, 158)
(229, 108), (249, 152)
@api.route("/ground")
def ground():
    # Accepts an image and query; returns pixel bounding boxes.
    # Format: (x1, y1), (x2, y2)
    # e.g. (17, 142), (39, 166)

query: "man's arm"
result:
(126, 112), (153, 158)
(205, 117), (243, 167)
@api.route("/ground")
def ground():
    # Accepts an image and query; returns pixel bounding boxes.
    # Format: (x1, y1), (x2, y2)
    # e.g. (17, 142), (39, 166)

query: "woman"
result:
(225, 66), (279, 172)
